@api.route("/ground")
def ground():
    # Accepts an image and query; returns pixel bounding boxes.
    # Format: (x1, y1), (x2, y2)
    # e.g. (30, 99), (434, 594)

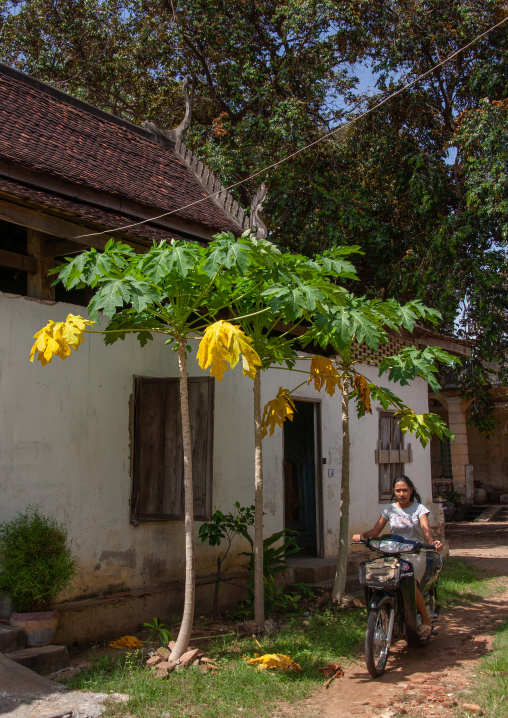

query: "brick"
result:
(158, 660), (177, 673)
(146, 655), (162, 667)
(178, 648), (200, 666)
(156, 647), (171, 659)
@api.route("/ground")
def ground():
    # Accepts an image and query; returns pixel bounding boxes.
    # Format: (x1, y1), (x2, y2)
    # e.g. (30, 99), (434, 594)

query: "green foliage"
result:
(238, 528), (302, 616)
(378, 346), (457, 394)
(3, 0), (508, 428)
(242, 528), (301, 578)
(394, 409), (453, 449)
(444, 489), (463, 508)
(198, 503), (255, 549)
(305, 293), (457, 446)
(142, 617), (175, 646)
(0, 505), (79, 612)
(439, 558), (505, 607)
(198, 503), (255, 614)
(63, 607), (365, 717)
(463, 622), (508, 718)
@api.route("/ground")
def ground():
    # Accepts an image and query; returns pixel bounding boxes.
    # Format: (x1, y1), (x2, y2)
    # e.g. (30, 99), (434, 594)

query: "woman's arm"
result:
(419, 513), (443, 551)
(352, 516), (388, 543)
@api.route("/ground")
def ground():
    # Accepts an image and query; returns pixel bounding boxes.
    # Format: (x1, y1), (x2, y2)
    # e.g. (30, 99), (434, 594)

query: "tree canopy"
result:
(2, 0), (507, 430)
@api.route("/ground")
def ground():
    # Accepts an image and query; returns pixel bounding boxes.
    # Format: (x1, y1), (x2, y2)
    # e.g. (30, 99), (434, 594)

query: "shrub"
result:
(0, 505), (79, 612)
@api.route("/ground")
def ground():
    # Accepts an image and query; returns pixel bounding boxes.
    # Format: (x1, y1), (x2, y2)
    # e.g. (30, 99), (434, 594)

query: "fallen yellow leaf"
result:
(244, 653), (301, 672)
(109, 635), (145, 649)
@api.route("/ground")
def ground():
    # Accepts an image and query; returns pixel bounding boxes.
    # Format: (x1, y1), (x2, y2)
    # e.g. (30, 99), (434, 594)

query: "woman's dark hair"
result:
(391, 475), (422, 504)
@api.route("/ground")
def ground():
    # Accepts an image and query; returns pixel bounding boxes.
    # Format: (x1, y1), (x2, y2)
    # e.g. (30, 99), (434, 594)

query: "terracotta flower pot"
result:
(10, 610), (58, 646)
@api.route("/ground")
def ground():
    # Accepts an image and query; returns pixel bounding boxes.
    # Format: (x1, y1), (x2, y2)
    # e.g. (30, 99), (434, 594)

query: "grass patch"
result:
(438, 558), (505, 606)
(458, 619), (508, 718)
(63, 607), (365, 718)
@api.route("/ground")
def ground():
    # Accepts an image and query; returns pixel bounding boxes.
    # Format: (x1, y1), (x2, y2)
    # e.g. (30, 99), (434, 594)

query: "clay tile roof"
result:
(0, 177), (181, 244)
(0, 64), (241, 236)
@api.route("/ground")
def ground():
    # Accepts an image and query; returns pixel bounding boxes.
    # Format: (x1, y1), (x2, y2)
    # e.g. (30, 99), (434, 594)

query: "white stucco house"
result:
(0, 64), (470, 643)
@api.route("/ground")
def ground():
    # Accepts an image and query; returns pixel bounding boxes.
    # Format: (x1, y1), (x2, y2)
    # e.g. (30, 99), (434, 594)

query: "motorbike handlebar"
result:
(351, 540), (367, 544)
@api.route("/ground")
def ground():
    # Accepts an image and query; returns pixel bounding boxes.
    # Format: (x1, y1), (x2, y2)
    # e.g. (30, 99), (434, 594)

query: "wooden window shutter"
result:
(131, 377), (214, 522)
(377, 412), (406, 501)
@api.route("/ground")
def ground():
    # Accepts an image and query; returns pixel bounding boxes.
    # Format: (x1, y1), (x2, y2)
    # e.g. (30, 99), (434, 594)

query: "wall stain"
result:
(97, 549), (136, 569)
(142, 554), (167, 582)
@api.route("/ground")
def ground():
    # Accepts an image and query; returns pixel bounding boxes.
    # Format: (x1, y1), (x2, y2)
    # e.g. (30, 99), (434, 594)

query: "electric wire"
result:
(76, 14), (508, 240)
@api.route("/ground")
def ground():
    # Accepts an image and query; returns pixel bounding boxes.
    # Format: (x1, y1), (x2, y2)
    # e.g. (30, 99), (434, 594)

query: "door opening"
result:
(283, 400), (321, 556)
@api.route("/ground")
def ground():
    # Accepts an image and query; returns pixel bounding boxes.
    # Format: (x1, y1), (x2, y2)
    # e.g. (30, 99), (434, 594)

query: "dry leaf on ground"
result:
(244, 653), (302, 672)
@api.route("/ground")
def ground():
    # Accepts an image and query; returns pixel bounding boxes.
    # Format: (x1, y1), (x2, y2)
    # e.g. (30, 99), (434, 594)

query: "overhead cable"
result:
(77, 14), (508, 240)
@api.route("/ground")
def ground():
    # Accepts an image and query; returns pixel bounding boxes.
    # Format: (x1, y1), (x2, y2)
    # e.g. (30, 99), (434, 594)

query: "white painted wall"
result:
(0, 291), (433, 602)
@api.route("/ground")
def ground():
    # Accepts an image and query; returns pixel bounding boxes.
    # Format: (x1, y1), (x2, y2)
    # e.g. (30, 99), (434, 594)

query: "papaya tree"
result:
(29, 234), (264, 660)
(301, 296), (457, 601)
(197, 233), (359, 627)
(255, 290), (458, 602)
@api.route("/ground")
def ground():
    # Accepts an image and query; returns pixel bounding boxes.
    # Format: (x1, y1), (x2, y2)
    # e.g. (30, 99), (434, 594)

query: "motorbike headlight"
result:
(368, 535), (419, 553)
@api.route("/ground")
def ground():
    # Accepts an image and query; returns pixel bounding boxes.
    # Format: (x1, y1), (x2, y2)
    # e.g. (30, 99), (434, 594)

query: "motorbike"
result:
(355, 534), (442, 678)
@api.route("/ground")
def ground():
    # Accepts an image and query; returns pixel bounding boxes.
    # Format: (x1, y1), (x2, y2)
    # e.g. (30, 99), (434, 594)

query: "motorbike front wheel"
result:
(365, 605), (394, 678)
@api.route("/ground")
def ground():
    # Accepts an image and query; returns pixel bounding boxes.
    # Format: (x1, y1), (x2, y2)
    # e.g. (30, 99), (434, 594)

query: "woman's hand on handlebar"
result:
(432, 539), (443, 552)
(352, 533), (364, 543)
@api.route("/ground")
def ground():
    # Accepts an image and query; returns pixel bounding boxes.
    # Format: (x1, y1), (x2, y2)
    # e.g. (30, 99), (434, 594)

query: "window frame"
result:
(131, 376), (214, 523)
(378, 411), (405, 501)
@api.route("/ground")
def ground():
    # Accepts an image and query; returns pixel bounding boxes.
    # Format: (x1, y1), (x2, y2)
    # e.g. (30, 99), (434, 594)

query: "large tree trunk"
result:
(253, 370), (265, 629)
(332, 377), (350, 602)
(170, 338), (195, 660)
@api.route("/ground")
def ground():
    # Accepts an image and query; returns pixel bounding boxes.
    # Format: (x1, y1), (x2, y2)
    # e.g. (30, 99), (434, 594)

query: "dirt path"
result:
(292, 522), (508, 718)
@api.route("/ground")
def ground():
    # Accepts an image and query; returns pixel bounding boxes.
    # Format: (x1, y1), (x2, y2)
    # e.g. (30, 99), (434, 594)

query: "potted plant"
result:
(0, 506), (78, 646)
(443, 489), (465, 522)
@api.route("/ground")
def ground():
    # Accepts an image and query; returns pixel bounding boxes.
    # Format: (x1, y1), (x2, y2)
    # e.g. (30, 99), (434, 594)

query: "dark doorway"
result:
(283, 400), (321, 555)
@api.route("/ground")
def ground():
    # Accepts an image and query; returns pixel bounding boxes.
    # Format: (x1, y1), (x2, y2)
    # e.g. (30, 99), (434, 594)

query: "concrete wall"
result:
(0, 291), (434, 638)
(467, 406), (508, 498)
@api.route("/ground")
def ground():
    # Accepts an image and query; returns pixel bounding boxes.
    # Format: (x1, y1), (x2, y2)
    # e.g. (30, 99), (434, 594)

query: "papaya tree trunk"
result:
(170, 338), (195, 660)
(253, 370), (265, 629)
(332, 376), (350, 602)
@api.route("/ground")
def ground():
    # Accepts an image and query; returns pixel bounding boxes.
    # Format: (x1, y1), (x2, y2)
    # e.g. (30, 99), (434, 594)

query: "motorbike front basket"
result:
(359, 557), (400, 588)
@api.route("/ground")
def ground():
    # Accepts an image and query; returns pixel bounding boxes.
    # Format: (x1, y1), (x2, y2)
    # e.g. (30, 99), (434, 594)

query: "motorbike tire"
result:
(365, 604), (393, 678)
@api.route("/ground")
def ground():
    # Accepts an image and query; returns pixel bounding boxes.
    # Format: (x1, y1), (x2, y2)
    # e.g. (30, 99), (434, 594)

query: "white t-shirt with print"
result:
(381, 501), (430, 542)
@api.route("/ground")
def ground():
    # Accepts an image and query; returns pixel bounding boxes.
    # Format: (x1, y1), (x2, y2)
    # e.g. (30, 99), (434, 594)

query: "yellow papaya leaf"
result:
(30, 314), (95, 366)
(109, 635), (145, 649)
(244, 653), (301, 672)
(261, 388), (296, 438)
(308, 355), (342, 396)
(197, 320), (262, 382)
(353, 374), (372, 414)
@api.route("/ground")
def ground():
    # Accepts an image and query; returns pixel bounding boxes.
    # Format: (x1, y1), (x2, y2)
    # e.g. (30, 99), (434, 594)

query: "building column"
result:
(444, 396), (472, 498)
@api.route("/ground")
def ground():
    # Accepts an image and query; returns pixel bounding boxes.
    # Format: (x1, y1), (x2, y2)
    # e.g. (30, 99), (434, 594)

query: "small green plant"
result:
(63, 603), (365, 718)
(142, 617), (174, 646)
(444, 489), (463, 507)
(199, 503), (255, 615)
(483, 654), (508, 675)
(239, 528), (301, 616)
(0, 505), (79, 612)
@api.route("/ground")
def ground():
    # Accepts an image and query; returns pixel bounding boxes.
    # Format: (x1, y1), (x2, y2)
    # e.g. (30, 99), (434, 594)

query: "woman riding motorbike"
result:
(352, 474), (442, 637)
